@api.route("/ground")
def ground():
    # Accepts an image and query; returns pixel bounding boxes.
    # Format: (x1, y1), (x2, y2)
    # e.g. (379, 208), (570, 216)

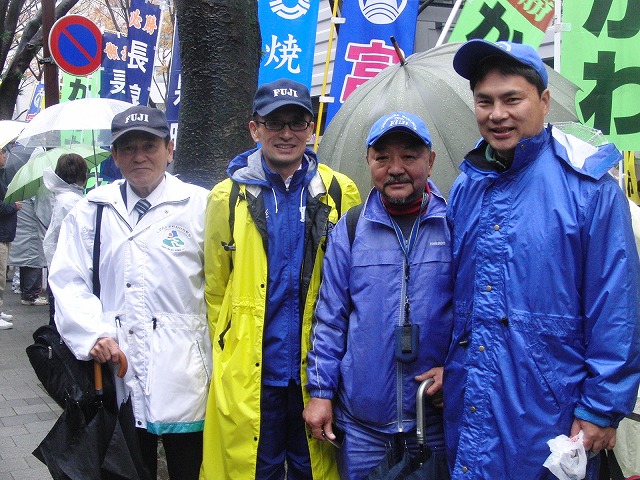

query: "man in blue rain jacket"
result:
(304, 112), (453, 479)
(444, 39), (640, 480)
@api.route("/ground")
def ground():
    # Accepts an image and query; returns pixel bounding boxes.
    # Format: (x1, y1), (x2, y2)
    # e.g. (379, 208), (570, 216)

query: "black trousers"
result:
(136, 429), (203, 480)
(20, 266), (42, 301)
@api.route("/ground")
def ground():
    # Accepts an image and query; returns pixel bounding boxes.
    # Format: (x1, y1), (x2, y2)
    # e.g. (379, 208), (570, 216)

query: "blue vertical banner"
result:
(166, 23), (181, 147)
(26, 82), (45, 121)
(325, 0), (420, 125)
(100, 31), (128, 100)
(126, 0), (162, 105)
(257, 0), (320, 87)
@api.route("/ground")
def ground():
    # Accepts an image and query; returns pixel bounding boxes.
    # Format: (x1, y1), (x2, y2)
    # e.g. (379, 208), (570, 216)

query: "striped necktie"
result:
(135, 199), (151, 222)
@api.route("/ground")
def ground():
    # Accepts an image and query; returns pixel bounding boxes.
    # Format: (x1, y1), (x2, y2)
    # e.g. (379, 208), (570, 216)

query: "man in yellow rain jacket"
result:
(201, 79), (360, 479)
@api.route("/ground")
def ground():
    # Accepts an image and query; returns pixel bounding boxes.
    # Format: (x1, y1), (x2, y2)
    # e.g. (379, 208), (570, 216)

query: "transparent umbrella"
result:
(15, 97), (133, 149)
(318, 42), (579, 198)
(0, 120), (26, 150)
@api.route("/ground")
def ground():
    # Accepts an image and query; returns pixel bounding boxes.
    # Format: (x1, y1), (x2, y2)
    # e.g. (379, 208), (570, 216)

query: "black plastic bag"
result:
(26, 324), (116, 413)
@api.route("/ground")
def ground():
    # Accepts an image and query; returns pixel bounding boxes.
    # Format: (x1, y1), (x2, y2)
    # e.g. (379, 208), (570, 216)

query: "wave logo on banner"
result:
(324, 0), (419, 126)
(257, 0), (319, 86)
(360, 0), (409, 24)
(270, 0), (310, 20)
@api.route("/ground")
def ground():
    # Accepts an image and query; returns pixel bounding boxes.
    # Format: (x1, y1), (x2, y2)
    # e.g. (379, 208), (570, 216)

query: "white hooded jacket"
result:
(49, 173), (211, 434)
(42, 167), (84, 267)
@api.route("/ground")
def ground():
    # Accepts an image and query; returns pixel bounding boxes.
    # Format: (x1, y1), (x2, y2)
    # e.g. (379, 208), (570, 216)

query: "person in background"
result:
(444, 39), (640, 479)
(9, 192), (49, 307)
(49, 105), (211, 480)
(42, 153), (88, 324)
(0, 146), (22, 329)
(200, 78), (360, 479)
(303, 112), (452, 479)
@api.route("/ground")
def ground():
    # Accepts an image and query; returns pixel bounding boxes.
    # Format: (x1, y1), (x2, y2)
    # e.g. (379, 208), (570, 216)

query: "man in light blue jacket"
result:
(304, 112), (453, 479)
(445, 39), (640, 479)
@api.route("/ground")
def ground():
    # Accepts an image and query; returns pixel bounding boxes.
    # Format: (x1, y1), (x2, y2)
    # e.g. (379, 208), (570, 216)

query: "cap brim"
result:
(453, 39), (515, 80)
(368, 126), (431, 147)
(254, 100), (313, 117)
(111, 126), (169, 144)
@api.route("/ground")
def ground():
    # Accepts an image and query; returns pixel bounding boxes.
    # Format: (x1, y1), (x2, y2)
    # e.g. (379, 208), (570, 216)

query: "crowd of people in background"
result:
(1, 38), (639, 480)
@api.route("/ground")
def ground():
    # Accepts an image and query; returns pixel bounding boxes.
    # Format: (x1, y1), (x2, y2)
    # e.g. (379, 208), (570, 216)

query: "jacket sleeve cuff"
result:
(574, 406), (618, 428)
(309, 389), (335, 400)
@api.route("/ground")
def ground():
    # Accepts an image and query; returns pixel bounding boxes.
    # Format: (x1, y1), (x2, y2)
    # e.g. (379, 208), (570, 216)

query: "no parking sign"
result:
(49, 15), (103, 76)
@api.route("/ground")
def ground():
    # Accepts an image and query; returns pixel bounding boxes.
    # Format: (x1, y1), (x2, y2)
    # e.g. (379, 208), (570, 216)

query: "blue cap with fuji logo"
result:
(453, 39), (548, 87)
(366, 112), (432, 148)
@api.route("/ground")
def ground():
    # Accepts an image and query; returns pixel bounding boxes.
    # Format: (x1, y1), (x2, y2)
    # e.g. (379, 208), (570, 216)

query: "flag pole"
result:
(435, 0), (464, 47)
(313, 0), (342, 152)
(553, 0), (562, 72)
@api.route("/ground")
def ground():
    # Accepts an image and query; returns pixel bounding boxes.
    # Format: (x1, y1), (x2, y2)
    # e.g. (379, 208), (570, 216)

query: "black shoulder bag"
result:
(26, 205), (116, 412)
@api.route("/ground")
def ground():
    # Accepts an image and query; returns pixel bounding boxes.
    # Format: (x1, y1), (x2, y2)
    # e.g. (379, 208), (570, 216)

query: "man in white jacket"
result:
(48, 105), (211, 480)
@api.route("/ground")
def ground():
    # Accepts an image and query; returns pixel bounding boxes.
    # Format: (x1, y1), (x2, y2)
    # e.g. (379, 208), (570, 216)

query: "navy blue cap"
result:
(453, 39), (548, 87)
(366, 112), (432, 148)
(111, 105), (170, 144)
(253, 79), (313, 117)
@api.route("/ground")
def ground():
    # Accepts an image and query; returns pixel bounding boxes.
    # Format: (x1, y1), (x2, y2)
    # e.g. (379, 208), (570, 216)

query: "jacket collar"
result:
(87, 172), (188, 206)
(362, 179), (447, 228)
(460, 124), (622, 182)
(461, 127), (550, 180)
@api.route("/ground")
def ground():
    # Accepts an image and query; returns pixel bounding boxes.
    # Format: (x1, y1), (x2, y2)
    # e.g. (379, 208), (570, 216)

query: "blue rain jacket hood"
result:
(445, 124), (640, 479)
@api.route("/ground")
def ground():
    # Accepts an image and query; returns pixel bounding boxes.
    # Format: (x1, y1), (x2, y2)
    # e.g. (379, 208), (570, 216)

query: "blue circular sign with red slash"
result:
(49, 15), (103, 76)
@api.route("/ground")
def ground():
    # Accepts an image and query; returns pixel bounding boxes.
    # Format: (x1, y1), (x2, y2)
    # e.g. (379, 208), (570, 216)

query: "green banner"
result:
(58, 71), (101, 146)
(59, 71), (105, 190)
(448, 0), (554, 47)
(60, 70), (101, 102)
(562, 0), (640, 150)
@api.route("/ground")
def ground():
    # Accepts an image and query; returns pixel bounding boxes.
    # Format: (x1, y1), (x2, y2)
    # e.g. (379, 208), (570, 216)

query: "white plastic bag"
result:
(543, 431), (587, 480)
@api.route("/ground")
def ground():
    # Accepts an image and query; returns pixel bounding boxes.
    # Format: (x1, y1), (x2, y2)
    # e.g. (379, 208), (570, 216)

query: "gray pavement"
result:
(0, 272), (59, 480)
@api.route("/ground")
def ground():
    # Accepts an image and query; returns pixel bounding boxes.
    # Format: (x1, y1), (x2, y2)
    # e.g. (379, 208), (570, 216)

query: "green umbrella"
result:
(4, 145), (110, 203)
(318, 42), (579, 198)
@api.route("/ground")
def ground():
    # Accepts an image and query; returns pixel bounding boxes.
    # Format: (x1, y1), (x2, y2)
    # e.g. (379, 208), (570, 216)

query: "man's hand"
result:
(570, 418), (616, 453)
(303, 397), (334, 441)
(14, 201), (22, 210)
(90, 337), (122, 364)
(415, 366), (444, 408)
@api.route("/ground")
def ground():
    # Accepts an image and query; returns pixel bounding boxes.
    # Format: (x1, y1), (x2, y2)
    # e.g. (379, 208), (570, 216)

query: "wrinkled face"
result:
(473, 70), (550, 161)
(367, 132), (435, 205)
(112, 132), (173, 197)
(249, 105), (314, 178)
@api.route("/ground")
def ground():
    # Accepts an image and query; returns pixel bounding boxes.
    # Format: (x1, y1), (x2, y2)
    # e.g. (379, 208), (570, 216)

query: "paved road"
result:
(0, 272), (59, 480)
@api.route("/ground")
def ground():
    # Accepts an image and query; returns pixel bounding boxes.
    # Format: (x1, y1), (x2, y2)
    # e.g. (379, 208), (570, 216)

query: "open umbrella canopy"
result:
(318, 42), (579, 198)
(0, 120), (26, 150)
(4, 145), (110, 203)
(15, 98), (133, 148)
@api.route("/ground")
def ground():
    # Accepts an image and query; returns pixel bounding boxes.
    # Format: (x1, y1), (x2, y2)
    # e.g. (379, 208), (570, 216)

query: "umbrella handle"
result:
(115, 351), (128, 378)
(93, 351), (128, 394)
(415, 378), (435, 446)
(94, 361), (104, 395)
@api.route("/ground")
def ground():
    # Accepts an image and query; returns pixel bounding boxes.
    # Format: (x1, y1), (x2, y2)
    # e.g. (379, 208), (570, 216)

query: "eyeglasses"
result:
(256, 120), (311, 132)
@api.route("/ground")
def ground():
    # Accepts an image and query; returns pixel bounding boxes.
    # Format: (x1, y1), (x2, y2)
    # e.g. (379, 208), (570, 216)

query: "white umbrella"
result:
(15, 98), (134, 148)
(0, 120), (27, 149)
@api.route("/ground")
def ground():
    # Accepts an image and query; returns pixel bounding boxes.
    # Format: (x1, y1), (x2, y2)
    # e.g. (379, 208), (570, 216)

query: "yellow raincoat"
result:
(201, 159), (360, 479)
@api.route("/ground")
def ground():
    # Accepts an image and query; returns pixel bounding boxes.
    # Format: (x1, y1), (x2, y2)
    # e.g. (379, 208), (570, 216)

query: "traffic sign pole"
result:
(42, 0), (59, 107)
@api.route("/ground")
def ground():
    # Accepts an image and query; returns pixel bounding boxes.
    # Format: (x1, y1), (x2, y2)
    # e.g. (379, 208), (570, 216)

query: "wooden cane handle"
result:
(94, 361), (103, 394)
(115, 351), (128, 378)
